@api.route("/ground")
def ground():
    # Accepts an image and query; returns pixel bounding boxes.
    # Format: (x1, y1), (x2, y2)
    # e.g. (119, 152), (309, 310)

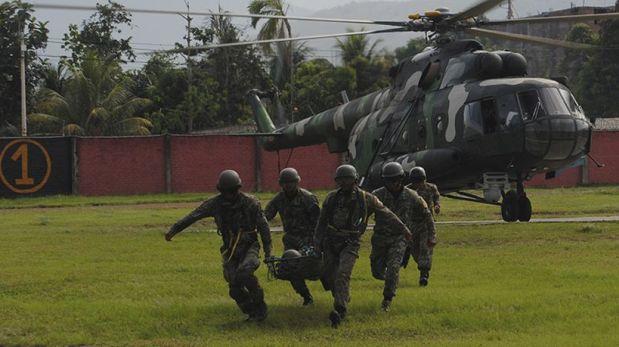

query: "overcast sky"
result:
(31, 0), (617, 67)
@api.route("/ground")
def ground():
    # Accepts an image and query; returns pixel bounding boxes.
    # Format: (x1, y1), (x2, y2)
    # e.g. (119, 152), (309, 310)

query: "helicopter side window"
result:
(480, 98), (498, 133)
(517, 90), (547, 120)
(463, 98), (499, 139)
(497, 94), (522, 128)
(463, 102), (483, 139)
(559, 88), (586, 119)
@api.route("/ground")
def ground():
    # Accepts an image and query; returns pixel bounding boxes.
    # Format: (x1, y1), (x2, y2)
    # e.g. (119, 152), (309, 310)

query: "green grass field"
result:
(0, 186), (618, 346)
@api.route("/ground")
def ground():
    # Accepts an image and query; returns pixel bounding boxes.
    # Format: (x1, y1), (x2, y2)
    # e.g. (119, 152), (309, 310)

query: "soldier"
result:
(314, 164), (412, 328)
(265, 168), (320, 306)
(371, 162), (435, 311)
(165, 170), (272, 322)
(407, 166), (440, 286)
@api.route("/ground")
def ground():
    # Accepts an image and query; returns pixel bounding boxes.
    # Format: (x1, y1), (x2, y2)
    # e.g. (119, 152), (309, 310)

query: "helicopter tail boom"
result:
(247, 90), (277, 134)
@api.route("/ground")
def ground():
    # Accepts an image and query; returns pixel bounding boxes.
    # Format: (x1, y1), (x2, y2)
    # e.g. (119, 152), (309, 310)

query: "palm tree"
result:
(335, 28), (382, 66)
(30, 52), (153, 136)
(248, 0), (294, 123)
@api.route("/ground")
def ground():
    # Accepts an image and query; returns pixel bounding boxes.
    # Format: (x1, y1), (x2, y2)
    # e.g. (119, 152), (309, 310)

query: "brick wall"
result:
(77, 137), (166, 196)
(76, 135), (342, 196)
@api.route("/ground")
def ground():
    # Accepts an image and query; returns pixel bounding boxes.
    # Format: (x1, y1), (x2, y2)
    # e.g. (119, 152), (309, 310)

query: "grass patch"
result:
(1, 186), (618, 222)
(0, 194), (618, 345)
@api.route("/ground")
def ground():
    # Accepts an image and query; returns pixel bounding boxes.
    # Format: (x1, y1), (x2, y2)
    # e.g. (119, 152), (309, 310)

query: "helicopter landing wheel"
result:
(501, 190), (520, 222)
(518, 196), (532, 222)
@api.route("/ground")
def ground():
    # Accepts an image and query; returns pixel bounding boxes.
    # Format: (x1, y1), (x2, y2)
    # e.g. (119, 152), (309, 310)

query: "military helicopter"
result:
(37, 0), (617, 222)
(240, 0), (616, 222)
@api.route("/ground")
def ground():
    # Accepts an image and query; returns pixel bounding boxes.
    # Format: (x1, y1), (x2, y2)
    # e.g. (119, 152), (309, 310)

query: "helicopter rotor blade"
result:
(479, 12), (619, 26)
(33, 3), (408, 27)
(464, 27), (598, 49)
(151, 28), (409, 55)
(446, 0), (506, 23)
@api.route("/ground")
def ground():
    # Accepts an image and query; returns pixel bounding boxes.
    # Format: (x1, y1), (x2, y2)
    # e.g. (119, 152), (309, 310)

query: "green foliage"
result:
(30, 52), (152, 136)
(284, 58), (356, 119)
(62, 0), (134, 65)
(571, 19), (619, 118)
(130, 13), (269, 134)
(0, 1), (48, 131)
(202, 14), (270, 126)
(559, 24), (597, 87)
(335, 31), (395, 97)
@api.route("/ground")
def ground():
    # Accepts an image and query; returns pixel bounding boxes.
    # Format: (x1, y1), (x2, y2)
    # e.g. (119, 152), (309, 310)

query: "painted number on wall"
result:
(0, 139), (52, 194)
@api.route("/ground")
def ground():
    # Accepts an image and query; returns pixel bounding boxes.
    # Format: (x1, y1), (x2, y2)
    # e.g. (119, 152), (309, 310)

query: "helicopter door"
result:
(463, 98), (502, 155)
(409, 97), (427, 152)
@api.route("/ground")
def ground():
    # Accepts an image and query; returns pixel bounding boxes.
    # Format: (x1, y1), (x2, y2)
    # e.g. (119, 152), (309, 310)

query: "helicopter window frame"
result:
(462, 97), (500, 139)
(558, 88), (586, 119)
(517, 90), (547, 121)
(539, 88), (571, 116)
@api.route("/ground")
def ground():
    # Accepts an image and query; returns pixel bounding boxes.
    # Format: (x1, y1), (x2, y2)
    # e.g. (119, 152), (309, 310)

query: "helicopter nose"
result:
(524, 116), (591, 160)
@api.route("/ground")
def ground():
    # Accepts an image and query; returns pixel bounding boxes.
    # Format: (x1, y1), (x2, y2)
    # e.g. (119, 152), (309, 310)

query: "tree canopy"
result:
(0, 1), (48, 135)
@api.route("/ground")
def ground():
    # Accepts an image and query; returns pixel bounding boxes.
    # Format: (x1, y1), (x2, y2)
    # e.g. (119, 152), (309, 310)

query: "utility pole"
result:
(18, 15), (27, 137)
(179, 0), (194, 133)
(507, 0), (515, 19)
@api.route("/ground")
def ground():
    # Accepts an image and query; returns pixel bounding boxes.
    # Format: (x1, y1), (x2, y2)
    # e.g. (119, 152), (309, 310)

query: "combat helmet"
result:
(217, 170), (242, 191)
(409, 166), (427, 182)
(279, 168), (301, 183)
(381, 162), (405, 179)
(334, 164), (358, 180)
(282, 249), (303, 259)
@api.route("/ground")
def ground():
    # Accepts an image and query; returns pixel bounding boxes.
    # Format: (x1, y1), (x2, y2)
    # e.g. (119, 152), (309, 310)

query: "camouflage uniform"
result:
(265, 188), (320, 300)
(410, 182), (440, 271)
(314, 187), (410, 317)
(371, 187), (433, 299)
(167, 192), (272, 317)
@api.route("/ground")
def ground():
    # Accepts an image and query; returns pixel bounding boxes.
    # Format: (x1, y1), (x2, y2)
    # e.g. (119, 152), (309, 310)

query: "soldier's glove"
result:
(434, 204), (441, 215)
(165, 231), (174, 242)
(404, 231), (413, 241)
(427, 237), (437, 248)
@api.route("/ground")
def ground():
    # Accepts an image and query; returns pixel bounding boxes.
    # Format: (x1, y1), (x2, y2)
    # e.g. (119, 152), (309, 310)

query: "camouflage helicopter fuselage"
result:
(250, 39), (592, 195)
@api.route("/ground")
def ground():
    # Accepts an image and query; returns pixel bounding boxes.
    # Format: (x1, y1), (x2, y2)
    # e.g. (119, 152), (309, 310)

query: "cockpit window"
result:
(517, 90), (546, 120)
(539, 88), (571, 116)
(559, 88), (586, 119)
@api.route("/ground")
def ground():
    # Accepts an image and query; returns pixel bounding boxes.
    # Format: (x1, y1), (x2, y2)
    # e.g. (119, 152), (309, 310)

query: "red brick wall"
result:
(260, 145), (340, 192)
(72, 131), (616, 196)
(171, 136), (257, 193)
(588, 131), (619, 184)
(77, 137), (165, 196)
(526, 167), (581, 187)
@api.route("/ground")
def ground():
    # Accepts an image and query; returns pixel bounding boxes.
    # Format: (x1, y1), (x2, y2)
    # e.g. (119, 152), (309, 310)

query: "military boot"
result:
(329, 305), (347, 328)
(247, 285), (268, 322)
(381, 297), (392, 312)
(329, 310), (342, 328)
(302, 294), (314, 306)
(250, 301), (268, 322)
(419, 270), (429, 287)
